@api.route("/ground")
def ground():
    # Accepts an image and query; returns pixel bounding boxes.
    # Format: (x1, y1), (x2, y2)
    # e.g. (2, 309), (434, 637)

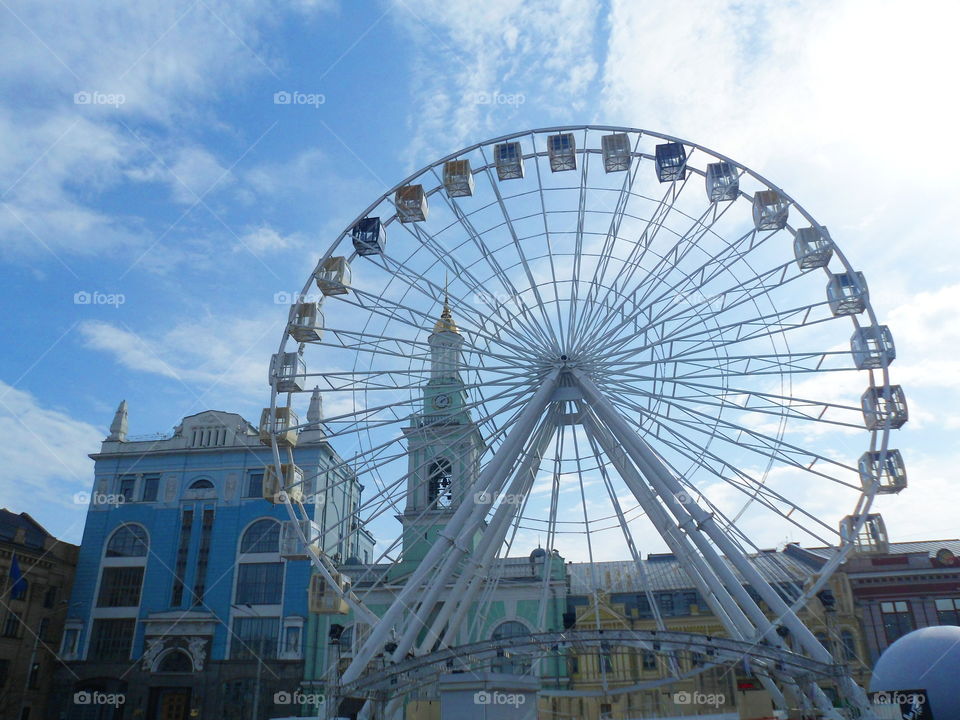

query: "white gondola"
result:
(259, 406), (299, 447)
(308, 571), (351, 614)
(655, 142), (687, 182)
(263, 462), (304, 504)
(280, 519), (319, 560)
(395, 184), (429, 223)
(494, 141), (524, 180)
(752, 189), (789, 230)
(547, 133), (577, 172)
(826, 272), (868, 316)
(858, 449), (907, 494)
(271, 351), (307, 392)
(840, 513), (889, 555)
(601, 133), (631, 173)
(851, 325), (895, 370)
(352, 217), (386, 256)
(794, 226), (833, 270)
(289, 302), (324, 342)
(861, 385), (908, 430)
(443, 159), (474, 197)
(705, 161), (739, 201)
(316, 256), (352, 296)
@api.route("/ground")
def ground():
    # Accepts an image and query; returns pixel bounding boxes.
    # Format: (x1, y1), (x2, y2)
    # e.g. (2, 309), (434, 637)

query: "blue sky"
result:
(2, 0), (958, 547)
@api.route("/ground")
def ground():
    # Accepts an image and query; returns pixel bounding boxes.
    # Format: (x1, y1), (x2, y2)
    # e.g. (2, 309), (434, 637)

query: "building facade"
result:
(786, 534), (960, 666)
(50, 402), (371, 720)
(0, 511), (79, 720)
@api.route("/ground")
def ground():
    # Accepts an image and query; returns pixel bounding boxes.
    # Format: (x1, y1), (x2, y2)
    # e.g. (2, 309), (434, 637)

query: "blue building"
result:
(52, 399), (372, 720)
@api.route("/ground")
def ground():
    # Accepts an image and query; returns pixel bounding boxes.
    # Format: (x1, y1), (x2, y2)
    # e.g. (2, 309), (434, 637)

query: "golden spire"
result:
(433, 275), (460, 334)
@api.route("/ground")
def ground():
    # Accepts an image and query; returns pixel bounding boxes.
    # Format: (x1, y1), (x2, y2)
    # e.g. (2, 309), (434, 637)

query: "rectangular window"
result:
(89, 618), (135, 661)
(935, 597), (960, 626)
(231, 616), (279, 659)
(140, 474), (160, 502)
(171, 508), (195, 607)
(284, 625), (301, 654)
(27, 662), (40, 689)
(3, 612), (22, 638)
(642, 650), (657, 671)
(235, 563), (283, 605)
(659, 594), (674, 615)
(61, 628), (79, 656)
(635, 595), (651, 618)
(880, 600), (914, 643)
(117, 475), (136, 502)
(43, 586), (57, 608)
(38, 618), (49, 641)
(0, 659), (8, 687)
(599, 651), (613, 673)
(97, 567), (144, 607)
(192, 508), (215, 606)
(245, 472), (264, 498)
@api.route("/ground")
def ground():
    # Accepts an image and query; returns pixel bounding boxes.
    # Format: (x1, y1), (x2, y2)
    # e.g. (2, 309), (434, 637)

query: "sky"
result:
(1, 0), (959, 549)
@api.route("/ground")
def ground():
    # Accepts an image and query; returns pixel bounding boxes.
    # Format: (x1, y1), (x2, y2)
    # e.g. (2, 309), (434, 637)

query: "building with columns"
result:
(50, 399), (372, 720)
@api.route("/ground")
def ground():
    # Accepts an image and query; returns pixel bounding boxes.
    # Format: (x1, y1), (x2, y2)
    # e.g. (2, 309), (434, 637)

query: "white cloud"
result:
(78, 314), (283, 401)
(392, 0), (601, 167)
(0, 381), (103, 542)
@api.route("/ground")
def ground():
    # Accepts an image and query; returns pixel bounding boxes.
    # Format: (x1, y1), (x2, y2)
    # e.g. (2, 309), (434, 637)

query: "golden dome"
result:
(433, 300), (459, 334)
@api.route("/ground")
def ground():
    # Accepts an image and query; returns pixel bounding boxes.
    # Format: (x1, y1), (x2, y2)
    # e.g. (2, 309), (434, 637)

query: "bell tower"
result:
(398, 296), (484, 569)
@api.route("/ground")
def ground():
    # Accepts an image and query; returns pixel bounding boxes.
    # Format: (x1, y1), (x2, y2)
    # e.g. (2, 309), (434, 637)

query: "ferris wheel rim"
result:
(265, 125), (903, 709)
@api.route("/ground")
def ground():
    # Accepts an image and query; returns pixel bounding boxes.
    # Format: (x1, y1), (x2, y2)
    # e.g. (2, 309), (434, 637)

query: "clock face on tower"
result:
(432, 393), (451, 410)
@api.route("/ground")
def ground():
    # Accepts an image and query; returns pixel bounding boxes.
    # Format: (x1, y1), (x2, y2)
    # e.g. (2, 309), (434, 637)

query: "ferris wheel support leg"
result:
(400, 411), (557, 657)
(422, 415), (560, 654)
(342, 371), (561, 686)
(579, 410), (790, 711)
(575, 373), (874, 720)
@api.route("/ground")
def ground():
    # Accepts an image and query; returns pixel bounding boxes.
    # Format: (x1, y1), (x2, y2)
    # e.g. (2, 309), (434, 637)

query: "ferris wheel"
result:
(263, 126), (904, 719)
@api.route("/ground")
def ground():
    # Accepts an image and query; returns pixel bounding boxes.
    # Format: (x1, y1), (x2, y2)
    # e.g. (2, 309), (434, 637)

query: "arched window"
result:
(106, 524), (149, 557)
(427, 458), (453, 508)
(189, 479), (214, 489)
(157, 650), (193, 673)
(491, 620), (531, 674)
(240, 520), (280, 554)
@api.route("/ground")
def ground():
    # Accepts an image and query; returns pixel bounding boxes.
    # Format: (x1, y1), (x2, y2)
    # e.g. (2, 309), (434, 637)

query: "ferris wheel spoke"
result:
(605, 404), (840, 547)
(591, 226), (775, 360)
(389, 220), (557, 352)
(577, 190), (726, 355)
(477, 144), (561, 352)
(625, 375), (864, 429)
(364, 255), (551, 357)
(625, 259), (813, 358)
(528, 134), (570, 341)
(564, 127), (593, 352)
(575, 176), (692, 352)
(627, 299), (832, 367)
(604, 384), (859, 484)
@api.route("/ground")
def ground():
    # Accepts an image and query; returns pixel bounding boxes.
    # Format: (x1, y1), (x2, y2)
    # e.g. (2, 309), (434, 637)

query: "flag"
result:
(8, 554), (27, 598)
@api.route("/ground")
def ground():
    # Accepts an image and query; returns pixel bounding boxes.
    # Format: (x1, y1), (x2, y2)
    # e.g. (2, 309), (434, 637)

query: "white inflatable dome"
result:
(870, 625), (960, 718)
